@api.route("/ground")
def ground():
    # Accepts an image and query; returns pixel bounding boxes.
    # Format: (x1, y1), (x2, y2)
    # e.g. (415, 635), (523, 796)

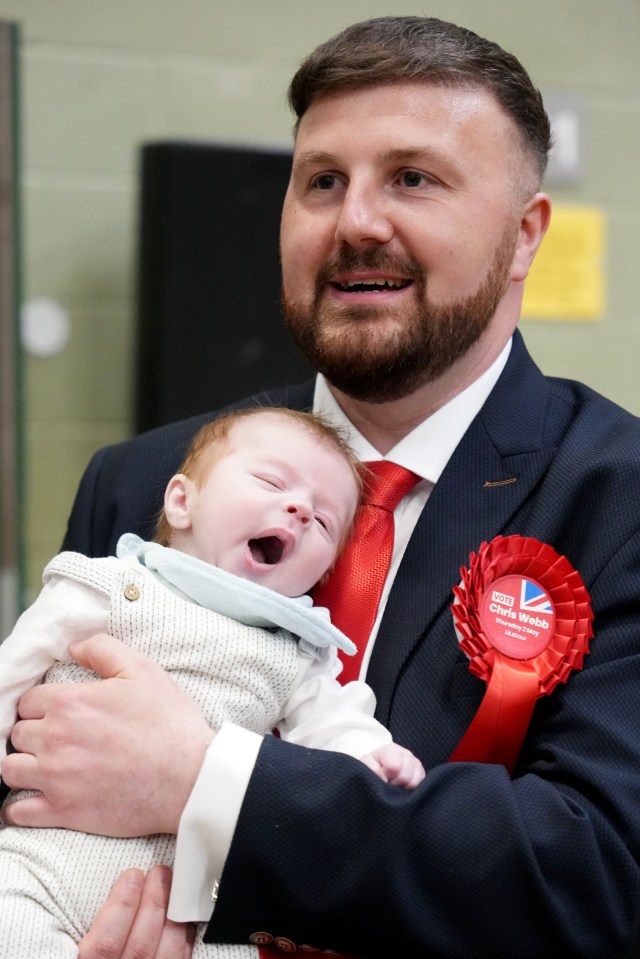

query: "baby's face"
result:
(173, 414), (359, 597)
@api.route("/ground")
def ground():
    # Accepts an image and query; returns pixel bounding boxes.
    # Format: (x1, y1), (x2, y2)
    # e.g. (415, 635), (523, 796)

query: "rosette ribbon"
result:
(449, 535), (594, 773)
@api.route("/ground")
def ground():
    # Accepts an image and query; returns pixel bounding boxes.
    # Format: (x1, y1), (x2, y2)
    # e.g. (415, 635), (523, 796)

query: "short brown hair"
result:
(288, 16), (551, 187)
(155, 406), (363, 549)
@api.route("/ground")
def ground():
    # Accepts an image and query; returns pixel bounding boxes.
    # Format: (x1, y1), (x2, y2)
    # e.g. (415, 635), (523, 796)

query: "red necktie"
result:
(312, 460), (421, 684)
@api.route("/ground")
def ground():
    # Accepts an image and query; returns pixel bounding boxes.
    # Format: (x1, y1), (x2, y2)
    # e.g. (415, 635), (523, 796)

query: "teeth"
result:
(342, 278), (407, 289)
(338, 277), (410, 291)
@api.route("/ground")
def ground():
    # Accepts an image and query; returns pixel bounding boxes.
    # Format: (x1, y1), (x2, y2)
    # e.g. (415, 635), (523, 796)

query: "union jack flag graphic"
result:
(520, 578), (553, 613)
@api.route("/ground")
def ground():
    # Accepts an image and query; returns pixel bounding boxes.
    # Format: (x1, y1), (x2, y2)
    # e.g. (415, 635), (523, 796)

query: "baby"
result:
(0, 407), (424, 957)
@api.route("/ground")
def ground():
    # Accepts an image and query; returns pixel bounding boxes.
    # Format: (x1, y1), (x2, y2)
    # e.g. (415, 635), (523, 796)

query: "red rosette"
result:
(449, 535), (594, 773)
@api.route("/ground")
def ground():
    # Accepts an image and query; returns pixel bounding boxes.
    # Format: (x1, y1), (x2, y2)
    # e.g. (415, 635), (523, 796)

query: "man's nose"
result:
(334, 181), (394, 248)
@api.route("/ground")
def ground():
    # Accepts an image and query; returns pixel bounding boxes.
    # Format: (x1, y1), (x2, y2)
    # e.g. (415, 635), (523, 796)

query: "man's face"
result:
(281, 82), (533, 402)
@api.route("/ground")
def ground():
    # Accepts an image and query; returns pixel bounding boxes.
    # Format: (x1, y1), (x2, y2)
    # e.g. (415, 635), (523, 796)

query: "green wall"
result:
(0, 0), (638, 600)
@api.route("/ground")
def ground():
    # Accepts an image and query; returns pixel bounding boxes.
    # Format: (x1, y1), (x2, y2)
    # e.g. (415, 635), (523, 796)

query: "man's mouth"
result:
(332, 277), (412, 293)
(248, 535), (286, 565)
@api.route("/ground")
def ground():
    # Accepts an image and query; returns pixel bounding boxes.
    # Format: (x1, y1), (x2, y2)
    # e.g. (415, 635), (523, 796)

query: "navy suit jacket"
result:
(62, 331), (640, 958)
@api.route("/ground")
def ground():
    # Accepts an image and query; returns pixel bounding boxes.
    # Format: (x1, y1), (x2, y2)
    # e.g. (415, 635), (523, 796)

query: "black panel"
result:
(135, 141), (312, 433)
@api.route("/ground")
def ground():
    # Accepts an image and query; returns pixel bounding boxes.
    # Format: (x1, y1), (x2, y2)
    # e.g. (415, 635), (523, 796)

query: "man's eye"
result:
(400, 170), (426, 188)
(313, 173), (337, 190)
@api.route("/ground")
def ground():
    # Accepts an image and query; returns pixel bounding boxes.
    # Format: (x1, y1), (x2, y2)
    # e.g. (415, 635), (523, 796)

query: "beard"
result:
(282, 227), (518, 403)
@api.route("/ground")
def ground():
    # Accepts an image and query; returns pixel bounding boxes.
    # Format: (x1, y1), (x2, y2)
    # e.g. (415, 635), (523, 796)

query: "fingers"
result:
(12, 686), (49, 720)
(383, 747), (426, 789)
(0, 794), (55, 828)
(78, 866), (195, 959)
(156, 914), (196, 959)
(78, 868), (147, 959)
(17, 668), (85, 719)
(120, 866), (183, 959)
(6, 634), (214, 836)
(363, 744), (426, 789)
(127, 866), (196, 959)
(0, 745), (40, 790)
(68, 633), (160, 680)
(379, 754), (404, 784)
(404, 757), (426, 789)
(393, 752), (426, 789)
(359, 752), (385, 778)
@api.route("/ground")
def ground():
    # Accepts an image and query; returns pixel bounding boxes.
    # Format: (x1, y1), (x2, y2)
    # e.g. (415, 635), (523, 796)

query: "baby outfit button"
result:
(123, 583), (140, 601)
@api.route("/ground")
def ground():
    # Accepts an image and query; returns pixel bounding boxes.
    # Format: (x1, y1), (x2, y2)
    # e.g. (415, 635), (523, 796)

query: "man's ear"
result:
(511, 191), (552, 283)
(164, 474), (193, 530)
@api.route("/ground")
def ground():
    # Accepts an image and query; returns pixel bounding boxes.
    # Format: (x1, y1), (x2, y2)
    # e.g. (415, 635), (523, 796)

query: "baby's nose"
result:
(287, 502), (311, 525)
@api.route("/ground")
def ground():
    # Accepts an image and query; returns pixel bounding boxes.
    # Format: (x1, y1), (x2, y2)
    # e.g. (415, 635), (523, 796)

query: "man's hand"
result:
(1, 634), (214, 836)
(78, 866), (195, 959)
(360, 742), (426, 789)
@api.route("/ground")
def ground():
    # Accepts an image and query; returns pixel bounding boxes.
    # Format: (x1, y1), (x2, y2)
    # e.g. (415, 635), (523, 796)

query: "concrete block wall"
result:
(0, 0), (638, 600)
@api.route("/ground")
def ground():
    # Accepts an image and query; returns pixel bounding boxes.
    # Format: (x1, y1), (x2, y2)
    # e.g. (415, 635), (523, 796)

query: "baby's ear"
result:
(164, 474), (193, 530)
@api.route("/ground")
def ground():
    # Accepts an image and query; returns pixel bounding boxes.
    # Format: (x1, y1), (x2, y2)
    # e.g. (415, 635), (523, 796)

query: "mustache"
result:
(315, 248), (424, 287)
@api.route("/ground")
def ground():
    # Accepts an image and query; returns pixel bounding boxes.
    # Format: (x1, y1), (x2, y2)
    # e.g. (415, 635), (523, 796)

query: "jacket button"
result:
(249, 932), (274, 945)
(274, 937), (297, 952)
(123, 583), (140, 601)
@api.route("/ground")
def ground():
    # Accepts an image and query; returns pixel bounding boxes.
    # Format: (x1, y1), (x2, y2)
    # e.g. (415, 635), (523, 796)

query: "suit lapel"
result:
(366, 333), (560, 716)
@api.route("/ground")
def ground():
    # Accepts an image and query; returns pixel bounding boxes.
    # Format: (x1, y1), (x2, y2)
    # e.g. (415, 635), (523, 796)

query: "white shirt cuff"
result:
(168, 722), (262, 922)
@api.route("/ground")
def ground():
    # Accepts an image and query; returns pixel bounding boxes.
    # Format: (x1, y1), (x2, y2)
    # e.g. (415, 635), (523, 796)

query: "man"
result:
(3, 16), (640, 959)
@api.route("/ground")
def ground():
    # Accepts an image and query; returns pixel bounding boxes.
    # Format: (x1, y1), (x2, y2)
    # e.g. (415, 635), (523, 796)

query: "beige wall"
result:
(0, 0), (638, 599)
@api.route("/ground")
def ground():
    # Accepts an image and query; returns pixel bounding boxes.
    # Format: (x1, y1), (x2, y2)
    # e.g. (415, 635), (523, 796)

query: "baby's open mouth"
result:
(248, 536), (285, 565)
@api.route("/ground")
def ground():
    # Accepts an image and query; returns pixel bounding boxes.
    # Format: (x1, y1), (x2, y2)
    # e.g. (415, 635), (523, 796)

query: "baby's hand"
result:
(360, 742), (425, 789)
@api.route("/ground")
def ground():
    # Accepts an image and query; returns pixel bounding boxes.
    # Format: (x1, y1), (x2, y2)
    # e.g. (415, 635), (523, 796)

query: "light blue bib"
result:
(116, 534), (356, 658)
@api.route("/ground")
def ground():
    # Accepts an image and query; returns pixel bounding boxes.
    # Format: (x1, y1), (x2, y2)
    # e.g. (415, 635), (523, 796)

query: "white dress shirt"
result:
(169, 340), (512, 921)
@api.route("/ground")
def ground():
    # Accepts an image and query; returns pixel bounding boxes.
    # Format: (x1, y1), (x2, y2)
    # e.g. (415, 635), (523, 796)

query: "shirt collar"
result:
(313, 338), (512, 485)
